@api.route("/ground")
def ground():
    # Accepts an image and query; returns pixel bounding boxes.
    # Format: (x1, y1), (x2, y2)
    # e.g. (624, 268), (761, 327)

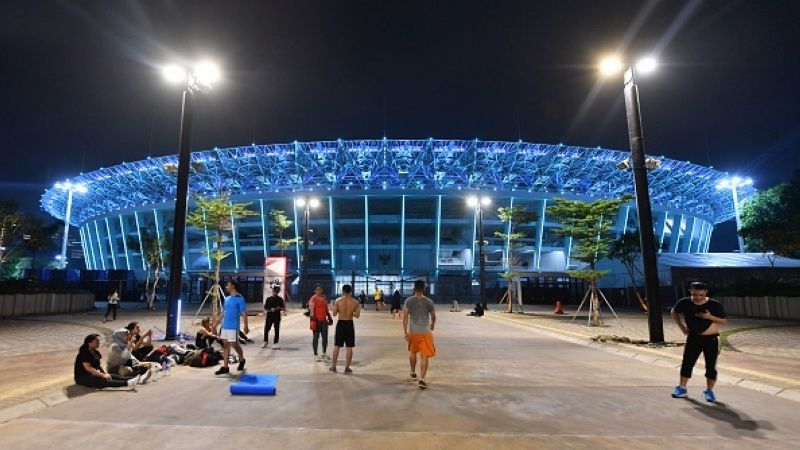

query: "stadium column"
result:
(93, 221), (106, 270)
(329, 197), (335, 273)
(105, 218), (117, 270)
(134, 211), (146, 271)
(78, 226), (91, 270)
(400, 195), (406, 272)
(684, 217), (697, 253)
(364, 196), (369, 272)
(668, 214), (684, 253)
(119, 215), (131, 270)
(534, 199), (546, 270)
(260, 199), (268, 259)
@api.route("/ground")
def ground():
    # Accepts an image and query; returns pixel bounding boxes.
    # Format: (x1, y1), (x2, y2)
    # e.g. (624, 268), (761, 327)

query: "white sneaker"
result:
(139, 370), (152, 384)
(261, 342), (270, 348)
(322, 354), (330, 361)
(272, 343), (281, 350)
(127, 375), (140, 389)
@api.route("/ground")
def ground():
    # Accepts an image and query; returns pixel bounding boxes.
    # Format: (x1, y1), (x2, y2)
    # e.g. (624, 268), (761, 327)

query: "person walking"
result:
(403, 279), (437, 389)
(308, 284), (332, 361)
(103, 290), (120, 322)
(329, 284), (361, 374)
(390, 290), (403, 319)
(358, 290), (367, 309)
(671, 281), (728, 402)
(215, 279), (249, 376)
(374, 287), (384, 311)
(262, 286), (285, 349)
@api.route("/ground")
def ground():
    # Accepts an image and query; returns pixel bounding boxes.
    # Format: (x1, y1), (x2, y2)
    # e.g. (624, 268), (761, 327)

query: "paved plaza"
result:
(0, 305), (799, 449)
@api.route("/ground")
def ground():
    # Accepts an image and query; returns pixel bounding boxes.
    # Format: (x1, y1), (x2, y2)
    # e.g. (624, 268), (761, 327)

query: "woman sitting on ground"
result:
(196, 317), (223, 349)
(126, 321), (154, 360)
(74, 333), (138, 390)
(107, 328), (155, 382)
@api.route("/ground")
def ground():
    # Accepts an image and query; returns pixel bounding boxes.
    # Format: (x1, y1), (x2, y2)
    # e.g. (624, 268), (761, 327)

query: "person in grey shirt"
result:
(403, 279), (437, 389)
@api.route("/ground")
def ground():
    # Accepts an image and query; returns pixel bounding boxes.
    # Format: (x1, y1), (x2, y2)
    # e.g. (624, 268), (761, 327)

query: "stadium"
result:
(41, 139), (753, 300)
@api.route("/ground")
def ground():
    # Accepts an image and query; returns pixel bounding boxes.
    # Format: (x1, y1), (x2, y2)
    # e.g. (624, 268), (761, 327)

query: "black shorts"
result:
(334, 320), (355, 347)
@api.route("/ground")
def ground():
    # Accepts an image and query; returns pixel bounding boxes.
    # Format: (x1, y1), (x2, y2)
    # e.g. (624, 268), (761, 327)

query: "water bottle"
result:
(161, 360), (170, 376)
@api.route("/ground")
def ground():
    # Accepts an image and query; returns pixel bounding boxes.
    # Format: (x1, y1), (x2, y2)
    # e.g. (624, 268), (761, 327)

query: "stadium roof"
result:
(41, 139), (753, 226)
(658, 253), (800, 268)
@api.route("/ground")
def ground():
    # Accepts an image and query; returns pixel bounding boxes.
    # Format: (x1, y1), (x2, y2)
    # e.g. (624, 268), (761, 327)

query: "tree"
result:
(187, 193), (257, 319)
(270, 209), (298, 257)
(548, 195), (630, 326)
(129, 229), (169, 309)
(20, 216), (60, 273)
(0, 201), (24, 265)
(739, 176), (800, 259)
(608, 231), (648, 312)
(495, 206), (538, 313)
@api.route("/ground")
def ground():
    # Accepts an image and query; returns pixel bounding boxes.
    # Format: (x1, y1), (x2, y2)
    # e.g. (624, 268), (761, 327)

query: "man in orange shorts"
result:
(403, 279), (437, 389)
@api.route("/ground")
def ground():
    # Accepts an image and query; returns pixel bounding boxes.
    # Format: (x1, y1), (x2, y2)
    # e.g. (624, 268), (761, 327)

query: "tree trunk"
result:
(627, 270), (648, 312)
(590, 282), (603, 327)
(144, 269), (152, 308)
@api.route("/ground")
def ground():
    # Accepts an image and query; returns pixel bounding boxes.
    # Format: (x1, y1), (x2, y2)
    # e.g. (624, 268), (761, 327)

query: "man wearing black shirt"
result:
(262, 286), (286, 349)
(670, 281), (728, 402)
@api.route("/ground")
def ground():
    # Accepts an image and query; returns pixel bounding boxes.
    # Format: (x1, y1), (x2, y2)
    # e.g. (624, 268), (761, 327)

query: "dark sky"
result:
(1, 0), (798, 251)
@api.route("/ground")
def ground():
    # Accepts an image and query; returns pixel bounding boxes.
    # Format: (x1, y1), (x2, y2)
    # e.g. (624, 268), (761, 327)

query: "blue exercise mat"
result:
(230, 374), (279, 396)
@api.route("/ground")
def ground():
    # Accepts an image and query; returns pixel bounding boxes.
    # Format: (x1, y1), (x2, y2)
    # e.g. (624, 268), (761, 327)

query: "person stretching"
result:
(215, 279), (249, 376)
(403, 279), (437, 389)
(671, 281), (728, 402)
(329, 284), (361, 374)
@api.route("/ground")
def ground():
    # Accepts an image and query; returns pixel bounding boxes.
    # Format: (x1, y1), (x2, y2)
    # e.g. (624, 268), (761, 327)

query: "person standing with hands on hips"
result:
(308, 284), (332, 362)
(671, 281), (727, 402)
(215, 279), (249, 376)
(403, 279), (437, 390)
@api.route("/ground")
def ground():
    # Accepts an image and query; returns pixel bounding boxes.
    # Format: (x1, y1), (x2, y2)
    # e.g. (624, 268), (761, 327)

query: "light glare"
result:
(636, 57), (657, 73)
(466, 196), (478, 207)
(599, 56), (623, 77)
(309, 198), (321, 208)
(162, 65), (187, 83)
(480, 197), (491, 206)
(295, 198), (306, 207)
(194, 61), (221, 85)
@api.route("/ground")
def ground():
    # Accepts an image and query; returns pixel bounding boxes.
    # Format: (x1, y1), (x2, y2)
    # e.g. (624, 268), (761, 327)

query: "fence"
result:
(717, 296), (800, 320)
(0, 293), (95, 318)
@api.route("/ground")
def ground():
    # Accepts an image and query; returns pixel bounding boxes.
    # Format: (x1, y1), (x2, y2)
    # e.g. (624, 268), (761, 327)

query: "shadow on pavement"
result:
(687, 398), (775, 438)
(63, 385), (97, 400)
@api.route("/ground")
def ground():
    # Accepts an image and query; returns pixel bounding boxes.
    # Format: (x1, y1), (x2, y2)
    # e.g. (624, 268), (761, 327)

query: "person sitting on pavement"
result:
(126, 321), (154, 361)
(74, 333), (139, 390)
(467, 303), (484, 317)
(196, 317), (223, 349)
(107, 328), (156, 383)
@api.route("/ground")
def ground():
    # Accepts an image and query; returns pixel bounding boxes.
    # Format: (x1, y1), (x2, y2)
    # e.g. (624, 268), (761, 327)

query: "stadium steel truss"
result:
(41, 139), (754, 274)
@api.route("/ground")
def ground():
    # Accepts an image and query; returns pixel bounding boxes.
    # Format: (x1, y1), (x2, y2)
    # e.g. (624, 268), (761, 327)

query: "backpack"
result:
(189, 348), (222, 368)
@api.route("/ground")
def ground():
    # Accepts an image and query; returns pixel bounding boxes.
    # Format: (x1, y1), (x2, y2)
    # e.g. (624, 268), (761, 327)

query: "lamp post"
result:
(162, 61), (221, 339)
(716, 176), (753, 253)
(600, 55), (664, 344)
(296, 197), (320, 308)
(467, 195), (491, 309)
(55, 181), (88, 269)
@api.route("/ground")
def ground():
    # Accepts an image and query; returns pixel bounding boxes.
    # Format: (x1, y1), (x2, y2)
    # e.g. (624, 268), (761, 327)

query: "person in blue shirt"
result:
(215, 279), (250, 376)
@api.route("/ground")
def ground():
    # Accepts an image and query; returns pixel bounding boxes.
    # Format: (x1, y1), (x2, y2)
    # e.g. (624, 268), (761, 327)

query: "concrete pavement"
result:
(1, 306), (798, 449)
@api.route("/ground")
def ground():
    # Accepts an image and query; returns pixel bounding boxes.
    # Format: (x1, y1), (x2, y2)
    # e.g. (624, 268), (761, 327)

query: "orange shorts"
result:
(407, 332), (436, 357)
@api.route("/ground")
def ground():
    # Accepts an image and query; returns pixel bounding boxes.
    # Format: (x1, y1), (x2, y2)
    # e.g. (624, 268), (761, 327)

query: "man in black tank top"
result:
(670, 281), (728, 402)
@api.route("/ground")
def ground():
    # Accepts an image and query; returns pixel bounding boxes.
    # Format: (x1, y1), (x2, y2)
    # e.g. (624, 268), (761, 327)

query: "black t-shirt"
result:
(264, 295), (284, 313)
(672, 297), (726, 335)
(74, 347), (102, 381)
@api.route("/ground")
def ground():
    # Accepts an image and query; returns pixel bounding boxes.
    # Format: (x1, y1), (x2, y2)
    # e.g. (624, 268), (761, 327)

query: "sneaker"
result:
(215, 366), (230, 376)
(237, 358), (246, 371)
(139, 370), (152, 384)
(671, 386), (688, 398)
(410, 373), (417, 380)
(127, 375), (141, 389)
(272, 343), (281, 350)
(314, 355), (321, 362)
(344, 367), (353, 375)
(418, 379), (428, 390)
(703, 389), (716, 403)
(329, 366), (337, 373)
(261, 342), (270, 349)
(323, 354), (331, 361)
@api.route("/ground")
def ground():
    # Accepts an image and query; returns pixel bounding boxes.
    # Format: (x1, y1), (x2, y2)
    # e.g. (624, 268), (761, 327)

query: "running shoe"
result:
(344, 367), (353, 375)
(272, 343), (281, 349)
(703, 389), (716, 403)
(215, 366), (230, 376)
(410, 373), (417, 381)
(418, 379), (428, 390)
(671, 386), (688, 398)
(261, 342), (270, 348)
(329, 366), (337, 373)
(237, 358), (246, 371)
(126, 375), (141, 390)
(314, 355), (321, 362)
(139, 370), (152, 384)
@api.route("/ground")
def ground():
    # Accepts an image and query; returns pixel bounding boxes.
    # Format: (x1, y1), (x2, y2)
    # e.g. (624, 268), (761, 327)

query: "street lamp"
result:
(162, 60), (221, 340)
(296, 197), (320, 308)
(467, 195), (491, 309)
(716, 176), (753, 253)
(600, 54), (664, 344)
(54, 181), (88, 269)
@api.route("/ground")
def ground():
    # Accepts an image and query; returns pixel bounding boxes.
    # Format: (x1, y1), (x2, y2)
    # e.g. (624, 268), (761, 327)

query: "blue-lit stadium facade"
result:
(41, 139), (752, 289)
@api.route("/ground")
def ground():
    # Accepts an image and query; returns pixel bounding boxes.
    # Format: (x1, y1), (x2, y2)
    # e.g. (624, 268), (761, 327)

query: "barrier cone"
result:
(554, 300), (564, 315)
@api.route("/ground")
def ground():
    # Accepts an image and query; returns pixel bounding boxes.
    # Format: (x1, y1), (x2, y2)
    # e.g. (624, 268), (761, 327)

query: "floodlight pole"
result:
(301, 202), (310, 308)
(478, 205), (487, 310)
(730, 185), (746, 253)
(166, 87), (194, 340)
(623, 66), (664, 344)
(59, 189), (74, 269)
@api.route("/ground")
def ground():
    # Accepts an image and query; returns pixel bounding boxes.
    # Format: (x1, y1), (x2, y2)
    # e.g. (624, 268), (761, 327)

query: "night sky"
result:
(1, 1), (798, 251)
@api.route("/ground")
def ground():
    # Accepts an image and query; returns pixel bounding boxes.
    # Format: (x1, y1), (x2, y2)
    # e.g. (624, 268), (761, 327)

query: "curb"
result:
(484, 313), (800, 403)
